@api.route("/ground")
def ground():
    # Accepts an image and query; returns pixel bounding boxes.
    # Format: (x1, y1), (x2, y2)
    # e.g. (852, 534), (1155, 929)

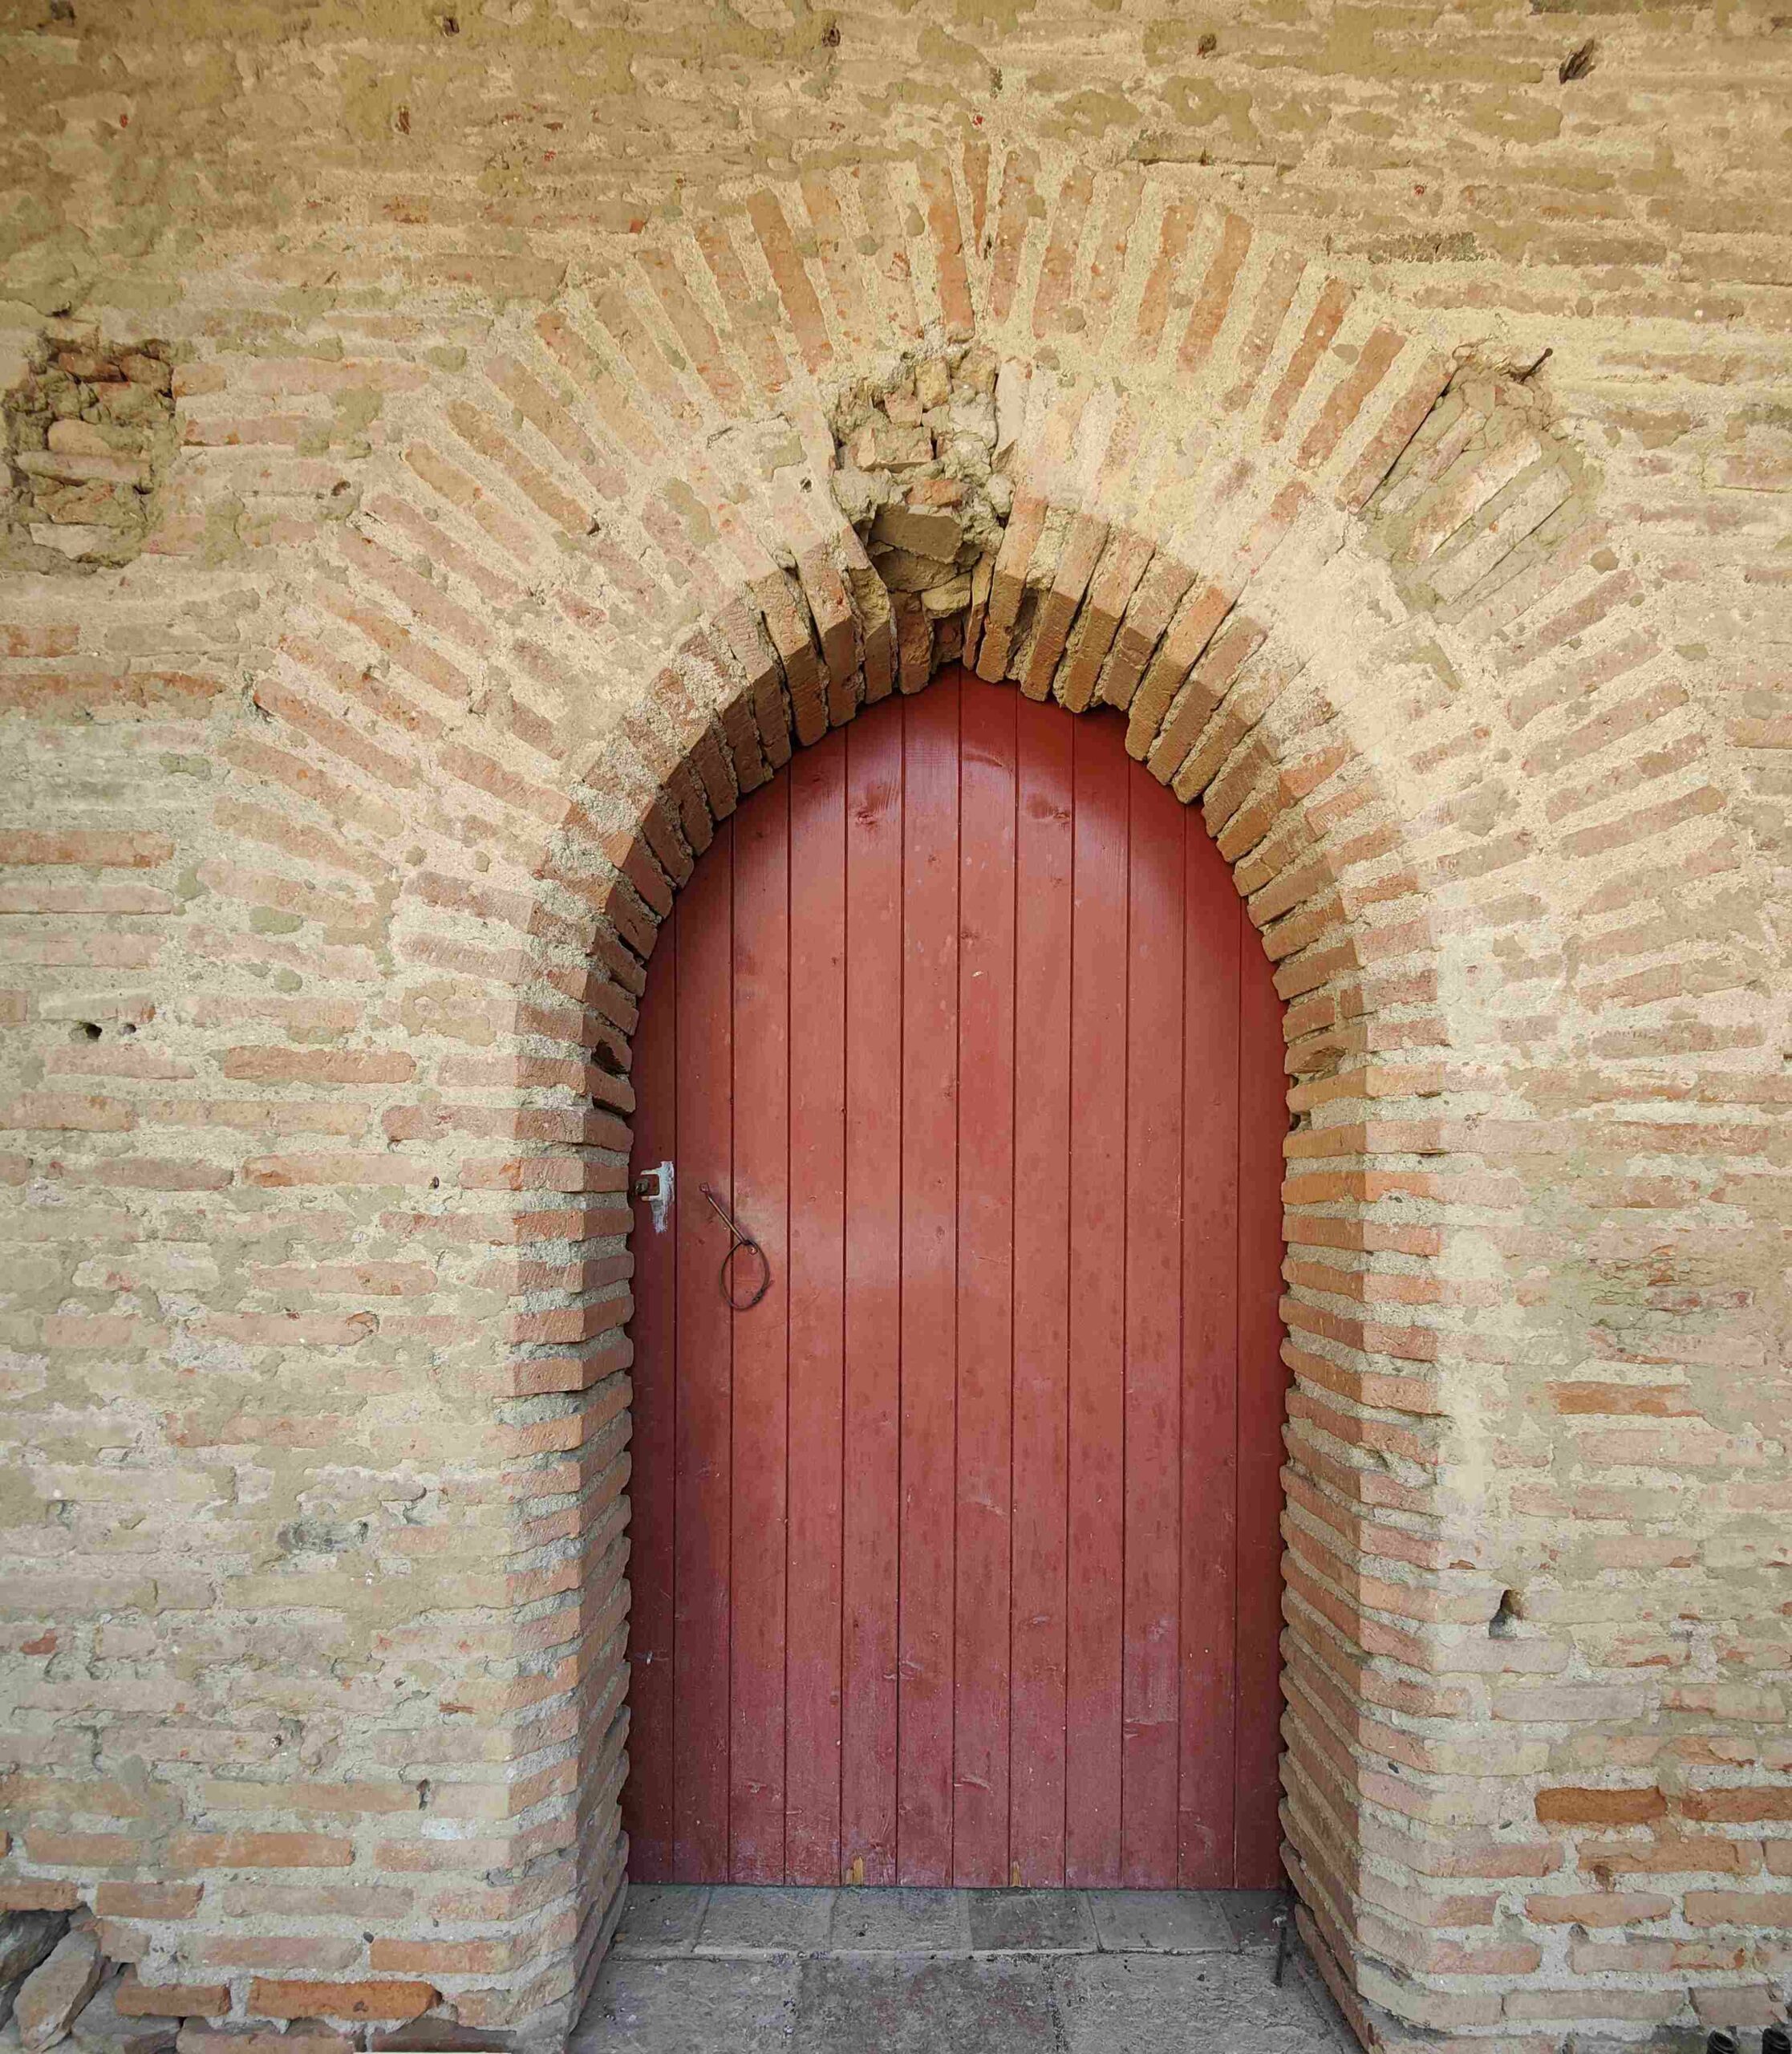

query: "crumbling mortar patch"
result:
(2, 327), (180, 574)
(826, 343), (1006, 633)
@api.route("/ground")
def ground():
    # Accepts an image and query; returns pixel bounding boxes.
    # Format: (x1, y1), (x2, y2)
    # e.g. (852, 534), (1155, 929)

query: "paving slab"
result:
(577, 1888), (1360, 2052)
(793, 1954), (1063, 2054)
(573, 1955), (796, 2053)
(698, 1886), (834, 1954)
(609, 1886), (708, 1959)
(1220, 1889), (1287, 1952)
(1088, 1890), (1235, 1954)
(1052, 1951), (1349, 2054)
(829, 1887), (970, 1953)
(968, 1889), (1096, 1955)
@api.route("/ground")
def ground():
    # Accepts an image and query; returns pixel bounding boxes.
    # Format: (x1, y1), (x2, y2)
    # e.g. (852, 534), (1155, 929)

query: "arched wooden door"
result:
(622, 665), (1287, 1892)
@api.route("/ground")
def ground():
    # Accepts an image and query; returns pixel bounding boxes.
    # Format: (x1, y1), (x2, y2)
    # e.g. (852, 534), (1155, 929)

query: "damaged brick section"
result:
(0, 1902), (432, 2054)
(2, 327), (179, 572)
(829, 344), (1006, 684)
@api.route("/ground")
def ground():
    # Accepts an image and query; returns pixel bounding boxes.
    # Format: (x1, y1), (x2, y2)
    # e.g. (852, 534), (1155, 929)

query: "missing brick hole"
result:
(76, 1021), (102, 1040)
(1489, 1589), (1522, 1638)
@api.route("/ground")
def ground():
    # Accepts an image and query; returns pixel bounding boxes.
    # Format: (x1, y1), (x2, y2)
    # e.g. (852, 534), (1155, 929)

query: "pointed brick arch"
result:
(533, 503), (1456, 2042)
(341, 187), (1575, 2036)
(7, 144), (1772, 2054)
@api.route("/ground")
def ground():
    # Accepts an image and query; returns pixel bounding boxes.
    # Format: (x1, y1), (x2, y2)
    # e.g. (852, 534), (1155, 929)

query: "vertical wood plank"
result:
(623, 902), (678, 1883)
(1120, 755), (1185, 1887)
(952, 673), (1016, 1885)
(897, 673), (960, 1885)
(1065, 708), (1129, 1889)
(673, 826), (734, 1882)
(728, 775), (791, 1881)
(785, 730), (848, 1883)
(1178, 809), (1243, 1886)
(1235, 899), (1288, 1887)
(841, 701), (904, 1885)
(1009, 692), (1074, 1886)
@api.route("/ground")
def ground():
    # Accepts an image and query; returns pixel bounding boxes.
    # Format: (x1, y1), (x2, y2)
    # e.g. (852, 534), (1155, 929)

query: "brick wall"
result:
(1, 6), (1787, 2049)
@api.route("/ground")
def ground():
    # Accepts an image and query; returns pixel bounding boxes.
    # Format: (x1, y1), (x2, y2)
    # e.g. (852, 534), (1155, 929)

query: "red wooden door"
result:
(623, 666), (1287, 1891)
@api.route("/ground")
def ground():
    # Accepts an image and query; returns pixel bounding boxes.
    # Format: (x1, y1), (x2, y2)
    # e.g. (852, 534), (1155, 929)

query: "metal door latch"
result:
(633, 1160), (674, 1233)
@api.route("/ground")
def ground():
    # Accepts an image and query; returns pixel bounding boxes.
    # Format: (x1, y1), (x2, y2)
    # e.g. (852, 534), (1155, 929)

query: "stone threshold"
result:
(614, 1882), (1287, 1960)
(584, 1886), (1363, 2053)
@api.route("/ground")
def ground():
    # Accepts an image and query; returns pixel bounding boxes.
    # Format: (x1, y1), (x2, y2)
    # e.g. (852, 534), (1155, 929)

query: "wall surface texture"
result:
(1, 2), (1788, 2049)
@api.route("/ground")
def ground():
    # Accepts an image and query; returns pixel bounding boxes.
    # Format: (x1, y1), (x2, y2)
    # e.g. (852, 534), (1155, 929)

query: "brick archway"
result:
(2, 151), (1774, 2054)
(540, 488), (1454, 2045)
(418, 246), (1552, 2034)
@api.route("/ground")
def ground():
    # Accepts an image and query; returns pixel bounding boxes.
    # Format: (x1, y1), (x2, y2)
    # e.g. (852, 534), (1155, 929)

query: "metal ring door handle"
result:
(698, 1183), (772, 1311)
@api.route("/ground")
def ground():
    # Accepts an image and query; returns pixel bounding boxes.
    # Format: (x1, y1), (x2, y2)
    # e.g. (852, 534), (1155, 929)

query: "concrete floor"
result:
(574, 1886), (1362, 2052)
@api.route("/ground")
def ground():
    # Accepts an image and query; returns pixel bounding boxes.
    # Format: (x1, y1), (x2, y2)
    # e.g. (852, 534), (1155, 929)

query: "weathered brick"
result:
(114, 1976), (229, 2019)
(1536, 1785), (1668, 1827)
(246, 1982), (437, 2023)
(166, 1834), (355, 1872)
